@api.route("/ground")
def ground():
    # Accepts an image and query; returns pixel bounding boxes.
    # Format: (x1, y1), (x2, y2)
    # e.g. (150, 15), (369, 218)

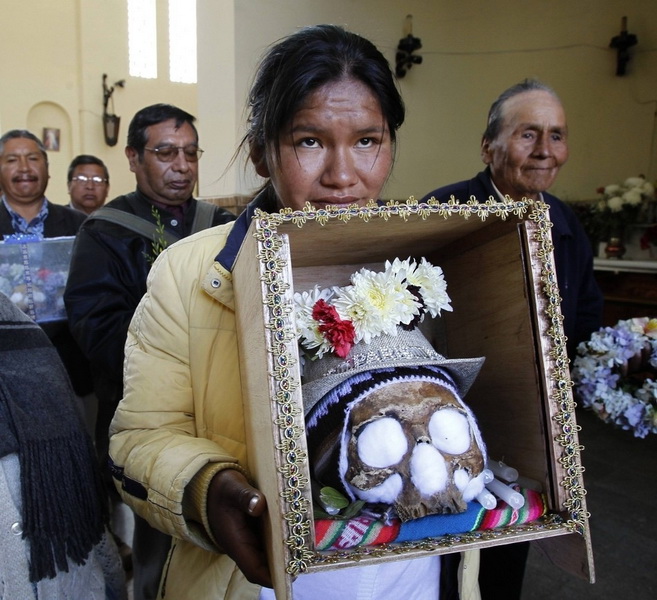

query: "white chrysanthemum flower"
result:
(385, 257), (413, 278)
(607, 196), (624, 212)
(293, 286), (334, 357)
(334, 268), (419, 344)
(604, 184), (622, 196)
(641, 181), (655, 197)
(624, 176), (645, 189)
(622, 189), (643, 206)
(406, 257), (453, 317)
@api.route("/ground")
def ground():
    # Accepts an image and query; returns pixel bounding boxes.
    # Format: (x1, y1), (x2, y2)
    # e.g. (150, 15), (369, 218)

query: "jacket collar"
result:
(479, 168), (573, 239)
(215, 187), (278, 272)
(203, 188), (279, 308)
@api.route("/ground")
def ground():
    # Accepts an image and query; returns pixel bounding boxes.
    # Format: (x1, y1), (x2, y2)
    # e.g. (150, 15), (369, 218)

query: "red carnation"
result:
(312, 299), (356, 358)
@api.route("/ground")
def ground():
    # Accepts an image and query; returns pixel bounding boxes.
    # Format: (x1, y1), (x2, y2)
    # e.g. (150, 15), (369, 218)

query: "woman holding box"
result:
(109, 24), (478, 599)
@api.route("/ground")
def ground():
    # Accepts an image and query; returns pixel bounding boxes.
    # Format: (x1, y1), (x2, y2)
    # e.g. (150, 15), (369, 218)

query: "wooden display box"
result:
(233, 198), (594, 599)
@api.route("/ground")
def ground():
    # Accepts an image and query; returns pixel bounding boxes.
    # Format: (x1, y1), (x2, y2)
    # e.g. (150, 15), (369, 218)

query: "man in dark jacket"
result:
(422, 79), (602, 361)
(0, 129), (92, 399)
(421, 79), (603, 600)
(64, 103), (236, 600)
(0, 129), (86, 238)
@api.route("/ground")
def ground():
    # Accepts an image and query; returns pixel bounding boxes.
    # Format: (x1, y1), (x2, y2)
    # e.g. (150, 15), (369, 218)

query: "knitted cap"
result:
(301, 326), (485, 415)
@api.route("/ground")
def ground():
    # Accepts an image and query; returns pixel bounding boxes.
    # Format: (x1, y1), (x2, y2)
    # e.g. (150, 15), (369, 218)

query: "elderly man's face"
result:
(481, 90), (568, 201)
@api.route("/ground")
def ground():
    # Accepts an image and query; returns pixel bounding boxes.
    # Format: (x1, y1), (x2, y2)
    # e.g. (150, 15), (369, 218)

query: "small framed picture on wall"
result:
(43, 127), (60, 152)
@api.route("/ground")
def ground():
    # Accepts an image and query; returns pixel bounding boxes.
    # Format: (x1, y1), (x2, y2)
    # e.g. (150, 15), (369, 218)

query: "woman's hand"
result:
(207, 469), (273, 588)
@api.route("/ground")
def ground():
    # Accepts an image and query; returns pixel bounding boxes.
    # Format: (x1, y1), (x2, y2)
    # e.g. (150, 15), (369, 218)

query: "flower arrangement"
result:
(293, 257), (452, 360)
(571, 317), (657, 438)
(591, 175), (656, 239)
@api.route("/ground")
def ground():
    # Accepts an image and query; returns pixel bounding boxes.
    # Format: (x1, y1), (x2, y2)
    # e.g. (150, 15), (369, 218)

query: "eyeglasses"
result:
(71, 175), (108, 186)
(144, 145), (204, 163)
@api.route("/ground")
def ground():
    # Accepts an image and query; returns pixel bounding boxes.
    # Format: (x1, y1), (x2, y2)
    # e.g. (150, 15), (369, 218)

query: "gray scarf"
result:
(0, 293), (106, 582)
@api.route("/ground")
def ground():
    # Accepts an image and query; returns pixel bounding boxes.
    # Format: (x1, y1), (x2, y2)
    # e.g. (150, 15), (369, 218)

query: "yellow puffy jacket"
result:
(109, 213), (481, 600)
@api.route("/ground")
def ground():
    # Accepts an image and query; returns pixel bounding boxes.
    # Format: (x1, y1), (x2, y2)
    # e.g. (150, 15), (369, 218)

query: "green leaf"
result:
(340, 500), (366, 519)
(318, 486), (349, 510)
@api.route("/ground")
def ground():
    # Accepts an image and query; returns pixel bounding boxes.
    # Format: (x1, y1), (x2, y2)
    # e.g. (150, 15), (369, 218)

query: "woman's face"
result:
(260, 77), (394, 210)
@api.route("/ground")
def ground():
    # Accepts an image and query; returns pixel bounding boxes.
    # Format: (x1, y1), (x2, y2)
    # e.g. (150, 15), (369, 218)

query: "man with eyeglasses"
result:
(64, 104), (236, 600)
(67, 154), (110, 215)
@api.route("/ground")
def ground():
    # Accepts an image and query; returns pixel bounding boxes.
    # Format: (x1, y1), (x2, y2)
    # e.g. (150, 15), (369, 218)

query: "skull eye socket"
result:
(428, 408), (471, 455)
(356, 417), (408, 468)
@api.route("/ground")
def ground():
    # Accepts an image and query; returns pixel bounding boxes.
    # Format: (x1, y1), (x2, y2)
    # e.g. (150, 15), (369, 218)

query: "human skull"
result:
(340, 380), (486, 521)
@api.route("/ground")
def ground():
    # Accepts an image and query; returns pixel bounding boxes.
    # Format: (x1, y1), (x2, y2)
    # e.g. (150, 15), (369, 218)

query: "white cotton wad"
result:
(357, 417), (408, 468)
(410, 443), (449, 495)
(350, 473), (404, 504)
(428, 408), (472, 455)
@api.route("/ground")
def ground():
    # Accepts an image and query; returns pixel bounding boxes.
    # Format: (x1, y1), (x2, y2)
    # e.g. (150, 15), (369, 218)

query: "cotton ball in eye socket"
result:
(428, 408), (471, 455)
(356, 417), (407, 468)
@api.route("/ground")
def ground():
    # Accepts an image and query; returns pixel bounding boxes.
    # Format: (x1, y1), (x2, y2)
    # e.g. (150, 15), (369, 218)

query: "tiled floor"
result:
(521, 407), (657, 599)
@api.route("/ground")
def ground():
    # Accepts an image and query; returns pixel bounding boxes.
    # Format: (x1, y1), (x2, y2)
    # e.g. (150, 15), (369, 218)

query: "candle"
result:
(515, 475), (543, 493)
(486, 478), (525, 509)
(481, 468), (494, 484)
(475, 488), (497, 510)
(403, 14), (413, 36)
(486, 458), (519, 483)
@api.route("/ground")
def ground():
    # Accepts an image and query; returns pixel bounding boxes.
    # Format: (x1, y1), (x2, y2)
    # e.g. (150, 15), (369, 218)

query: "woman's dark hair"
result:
(244, 24), (405, 161)
(127, 103), (198, 156)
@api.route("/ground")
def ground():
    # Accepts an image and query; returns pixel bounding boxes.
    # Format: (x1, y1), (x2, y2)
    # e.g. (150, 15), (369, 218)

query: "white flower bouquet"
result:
(592, 175), (656, 237)
(571, 317), (657, 438)
(293, 257), (452, 360)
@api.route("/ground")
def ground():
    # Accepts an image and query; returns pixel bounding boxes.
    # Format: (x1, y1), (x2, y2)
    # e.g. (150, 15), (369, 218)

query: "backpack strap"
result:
(190, 200), (216, 233)
(86, 207), (180, 247)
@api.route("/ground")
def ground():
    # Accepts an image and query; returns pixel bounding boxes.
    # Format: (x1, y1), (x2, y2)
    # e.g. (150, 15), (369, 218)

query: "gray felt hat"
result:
(301, 326), (485, 415)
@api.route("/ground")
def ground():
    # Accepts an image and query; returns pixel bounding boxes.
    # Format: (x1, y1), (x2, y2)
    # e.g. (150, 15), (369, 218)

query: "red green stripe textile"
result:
(314, 486), (547, 551)
(314, 514), (400, 551)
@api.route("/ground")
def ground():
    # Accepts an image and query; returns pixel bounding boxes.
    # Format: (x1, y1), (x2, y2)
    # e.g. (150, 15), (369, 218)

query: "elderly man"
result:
(67, 154), (110, 215)
(64, 103), (236, 600)
(423, 79), (602, 360)
(422, 79), (603, 599)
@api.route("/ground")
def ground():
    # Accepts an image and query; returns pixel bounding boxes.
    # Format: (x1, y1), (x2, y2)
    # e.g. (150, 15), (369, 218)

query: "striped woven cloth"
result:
(314, 487), (547, 551)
